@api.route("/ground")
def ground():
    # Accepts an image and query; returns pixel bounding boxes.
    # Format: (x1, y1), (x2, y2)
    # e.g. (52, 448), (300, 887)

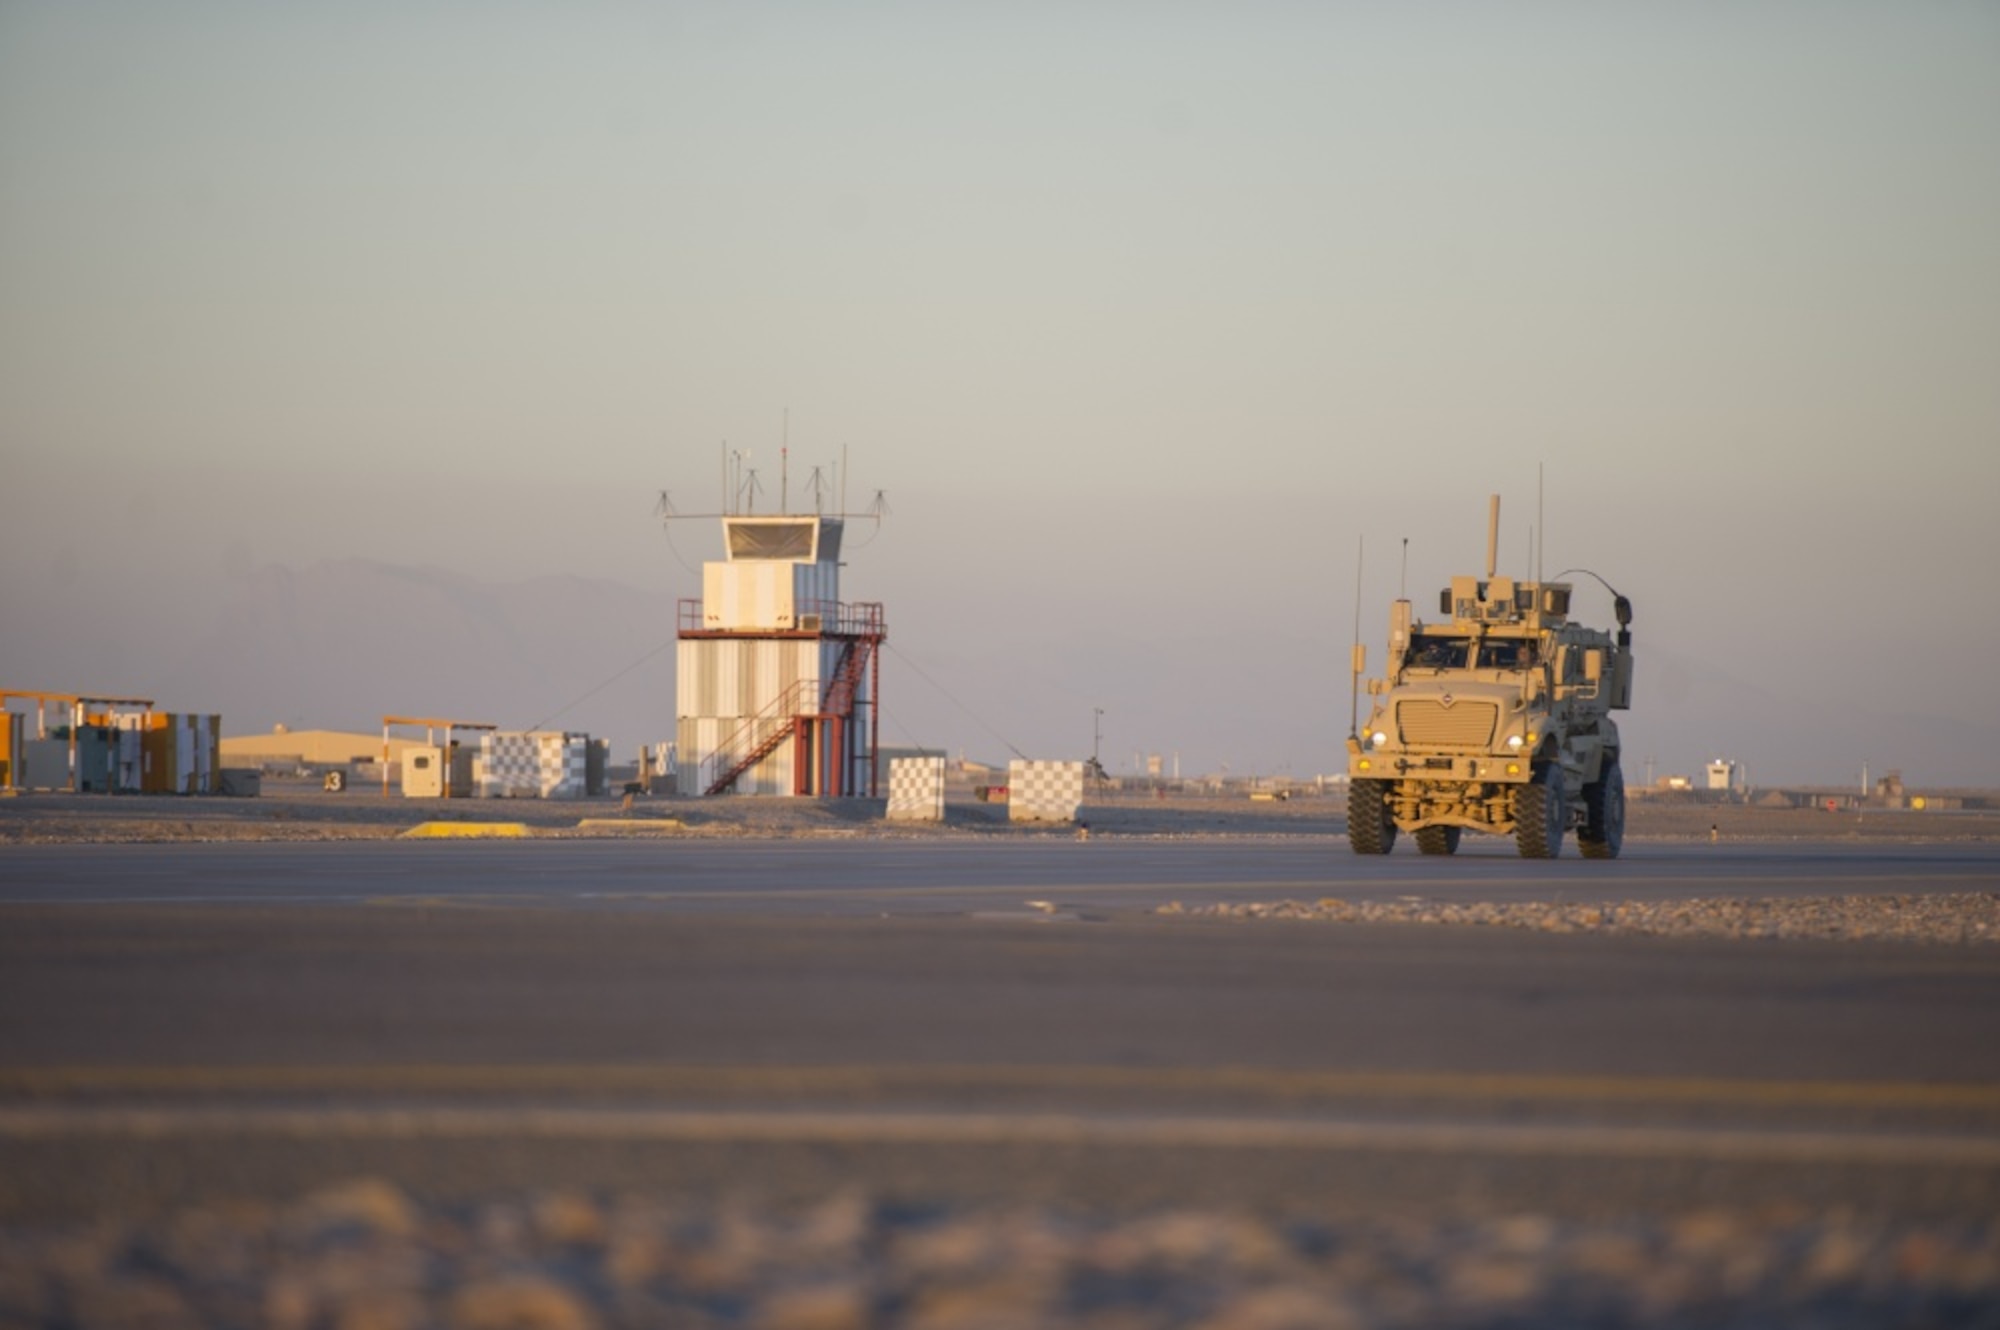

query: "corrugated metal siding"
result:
(678, 639), (822, 722)
(700, 560), (843, 630)
(678, 714), (799, 796)
(796, 562), (839, 621)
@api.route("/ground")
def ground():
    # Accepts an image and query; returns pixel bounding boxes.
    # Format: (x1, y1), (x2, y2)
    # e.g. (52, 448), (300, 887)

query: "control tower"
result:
(676, 513), (885, 796)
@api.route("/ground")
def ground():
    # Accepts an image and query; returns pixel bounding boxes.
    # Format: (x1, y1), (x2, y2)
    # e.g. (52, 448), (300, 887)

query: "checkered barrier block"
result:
(886, 756), (946, 822)
(542, 734), (587, 799)
(1008, 759), (1084, 823)
(475, 733), (540, 799)
(475, 732), (589, 799)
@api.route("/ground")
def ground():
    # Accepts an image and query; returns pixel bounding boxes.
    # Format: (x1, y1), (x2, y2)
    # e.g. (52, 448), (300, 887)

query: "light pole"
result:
(1092, 708), (1104, 780)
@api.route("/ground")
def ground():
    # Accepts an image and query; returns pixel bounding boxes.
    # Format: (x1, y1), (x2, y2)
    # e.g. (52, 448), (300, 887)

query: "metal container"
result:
(1, 711), (19, 790)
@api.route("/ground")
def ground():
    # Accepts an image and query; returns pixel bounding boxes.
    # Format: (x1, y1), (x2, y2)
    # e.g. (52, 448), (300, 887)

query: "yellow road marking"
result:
(400, 822), (531, 839)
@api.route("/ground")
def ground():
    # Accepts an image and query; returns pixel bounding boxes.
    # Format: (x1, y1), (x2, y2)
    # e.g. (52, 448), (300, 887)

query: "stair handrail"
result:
(700, 678), (813, 794)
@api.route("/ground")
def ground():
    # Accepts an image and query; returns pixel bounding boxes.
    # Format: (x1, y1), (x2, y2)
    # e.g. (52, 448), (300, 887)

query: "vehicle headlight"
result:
(1370, 731), (1388, 748)
(1506, 734), (1524, 750)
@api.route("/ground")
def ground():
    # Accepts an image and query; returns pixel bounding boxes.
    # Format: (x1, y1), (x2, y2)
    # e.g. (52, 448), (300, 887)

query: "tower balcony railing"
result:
(679, 598), (886, 636)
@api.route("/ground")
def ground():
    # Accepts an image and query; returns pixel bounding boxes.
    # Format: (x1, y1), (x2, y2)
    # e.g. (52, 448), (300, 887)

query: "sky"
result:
(3, 2), (1997, 787)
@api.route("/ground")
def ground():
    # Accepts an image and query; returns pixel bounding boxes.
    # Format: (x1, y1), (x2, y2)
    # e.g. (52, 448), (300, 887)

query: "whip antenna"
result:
(1349, 535), (1365, 740)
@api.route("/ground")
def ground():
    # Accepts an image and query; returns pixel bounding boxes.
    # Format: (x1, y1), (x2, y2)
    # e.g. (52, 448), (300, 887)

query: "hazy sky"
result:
(4, 3), (1997, 785)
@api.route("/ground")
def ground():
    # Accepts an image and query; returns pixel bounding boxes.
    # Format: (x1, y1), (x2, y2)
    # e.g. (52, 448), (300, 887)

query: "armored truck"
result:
(1346, 498), (1633, 859)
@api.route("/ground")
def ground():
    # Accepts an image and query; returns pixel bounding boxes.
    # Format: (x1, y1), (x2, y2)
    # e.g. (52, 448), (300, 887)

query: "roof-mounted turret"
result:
(1442, 575), (1571, 629)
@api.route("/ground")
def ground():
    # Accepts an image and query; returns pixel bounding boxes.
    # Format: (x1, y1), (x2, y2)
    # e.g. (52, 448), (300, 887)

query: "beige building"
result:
(220, 726), (423, 768)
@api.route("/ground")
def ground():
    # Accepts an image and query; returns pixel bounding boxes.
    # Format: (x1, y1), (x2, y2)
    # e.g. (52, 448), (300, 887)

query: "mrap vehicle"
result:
(1346, 497), (1633, 859)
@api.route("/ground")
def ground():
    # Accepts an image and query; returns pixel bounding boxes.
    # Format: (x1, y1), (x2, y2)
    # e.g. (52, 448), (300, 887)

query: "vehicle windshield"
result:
(1478, 639), (1538, 669)
(1406, 635), (1470, 669)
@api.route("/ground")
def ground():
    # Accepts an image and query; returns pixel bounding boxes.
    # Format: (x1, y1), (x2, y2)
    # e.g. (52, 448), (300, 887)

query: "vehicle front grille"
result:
(1397, 699), (1498, 749)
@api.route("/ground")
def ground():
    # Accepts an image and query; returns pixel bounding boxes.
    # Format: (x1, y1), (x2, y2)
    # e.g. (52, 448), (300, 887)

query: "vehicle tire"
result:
(1348, 779), (1397, 855)
(1579, 758), (1626, 860)
(1414, 825), (1461, 856)
(1514, 776), (1565, 859)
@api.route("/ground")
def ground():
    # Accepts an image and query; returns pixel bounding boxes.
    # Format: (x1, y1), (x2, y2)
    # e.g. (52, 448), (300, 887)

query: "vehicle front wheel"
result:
(1348, 779), (1397, 855)
(1514, 778), (1566, 859)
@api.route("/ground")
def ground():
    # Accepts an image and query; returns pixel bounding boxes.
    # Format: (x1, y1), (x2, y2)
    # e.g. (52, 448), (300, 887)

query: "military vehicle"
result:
(1346, 496), (1633, 859)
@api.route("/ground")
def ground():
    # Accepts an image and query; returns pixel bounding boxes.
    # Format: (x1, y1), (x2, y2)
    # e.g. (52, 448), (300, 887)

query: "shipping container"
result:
(21, 738), (72, 790)
(0, 711), (19, 789)
(74, 726), (114, 792)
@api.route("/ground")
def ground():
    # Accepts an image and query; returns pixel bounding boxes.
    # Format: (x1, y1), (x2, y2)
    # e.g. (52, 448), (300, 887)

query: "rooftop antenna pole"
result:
(1400, 537), (1408, 600)
(1486, 494), (1500, 580)
(1349, 535), (1365, 740)
(1537, 461), (1545, 584)
(781, 410), (789, 514)
(720, 442), (728, 515)
(841, 443), (850, 518)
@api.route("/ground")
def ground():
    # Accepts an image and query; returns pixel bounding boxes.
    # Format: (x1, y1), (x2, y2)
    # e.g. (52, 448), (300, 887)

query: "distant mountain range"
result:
(42, 556), (1987, 790)
(171, 560), (678, 757)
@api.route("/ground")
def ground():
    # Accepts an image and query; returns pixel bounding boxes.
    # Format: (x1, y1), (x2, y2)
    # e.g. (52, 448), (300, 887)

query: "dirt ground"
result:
(2, 780), (1995, 845)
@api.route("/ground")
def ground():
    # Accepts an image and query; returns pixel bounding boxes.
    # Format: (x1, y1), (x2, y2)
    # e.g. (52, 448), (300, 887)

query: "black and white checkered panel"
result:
(886, 756), (946, 821)
(475, 733), (542, 799)
(476, 732), (589, 799)
(1008, 759), (1084, 823)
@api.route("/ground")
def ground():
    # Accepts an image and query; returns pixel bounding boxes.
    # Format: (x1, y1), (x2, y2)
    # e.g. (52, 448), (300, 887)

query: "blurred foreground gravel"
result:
(1158, 893), (2000, 945)
(4, 1178), (1998, 1330)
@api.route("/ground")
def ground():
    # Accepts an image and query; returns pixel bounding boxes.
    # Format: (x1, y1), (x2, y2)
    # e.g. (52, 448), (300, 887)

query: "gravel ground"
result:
(1159, 893), (2000, 945)
(4, 1178), (1997, 1330)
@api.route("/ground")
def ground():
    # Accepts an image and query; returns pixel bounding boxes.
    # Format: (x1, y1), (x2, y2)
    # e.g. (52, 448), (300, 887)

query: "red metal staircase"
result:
(701, 680), (811, 796)
(690, 601), (887, 798)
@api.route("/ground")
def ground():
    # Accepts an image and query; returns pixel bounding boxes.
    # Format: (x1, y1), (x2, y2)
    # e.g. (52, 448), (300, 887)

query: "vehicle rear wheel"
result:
(1514, 777), (1565, 859)
(1347, 779), (1397, 855)
(1579, 758), (1626, 860)
(1414, 825), (1461, 856)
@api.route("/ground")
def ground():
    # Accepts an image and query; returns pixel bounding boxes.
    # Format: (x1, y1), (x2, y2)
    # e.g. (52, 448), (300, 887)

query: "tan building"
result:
(220, 726), (423, 768)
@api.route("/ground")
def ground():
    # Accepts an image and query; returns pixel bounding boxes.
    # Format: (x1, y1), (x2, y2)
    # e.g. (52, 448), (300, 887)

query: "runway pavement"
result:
(3, 835), (1998, 913)
(3, 835), (1998, 1226)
